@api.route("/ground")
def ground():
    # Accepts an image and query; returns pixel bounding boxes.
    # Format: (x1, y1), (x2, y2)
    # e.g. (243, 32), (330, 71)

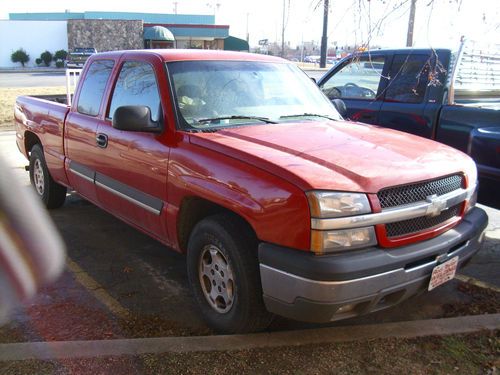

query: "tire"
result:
(187, 213), (274, 333)
(29, 144), (67, 209)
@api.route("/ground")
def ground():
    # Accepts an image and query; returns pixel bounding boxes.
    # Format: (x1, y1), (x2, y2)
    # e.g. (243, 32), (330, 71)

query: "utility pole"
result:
(246, 12), (249, 43)
(406, 0), (417, 47)
(281, 0), (286, 58)
(320, 0), (329, 68)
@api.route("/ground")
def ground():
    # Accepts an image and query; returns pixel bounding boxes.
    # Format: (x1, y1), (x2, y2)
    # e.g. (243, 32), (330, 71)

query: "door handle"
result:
(96, 133), (108, 148)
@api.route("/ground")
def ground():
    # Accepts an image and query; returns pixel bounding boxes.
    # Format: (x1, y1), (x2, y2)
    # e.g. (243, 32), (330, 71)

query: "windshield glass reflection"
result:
(167, 60), (341, 130)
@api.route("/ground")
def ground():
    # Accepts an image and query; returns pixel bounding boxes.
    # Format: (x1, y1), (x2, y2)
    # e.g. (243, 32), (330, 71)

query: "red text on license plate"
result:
(428, 256), (458, 291)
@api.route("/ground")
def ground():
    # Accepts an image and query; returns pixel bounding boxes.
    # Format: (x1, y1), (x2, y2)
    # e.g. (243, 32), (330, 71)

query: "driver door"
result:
(318, 55), (390, 124)
(94, 57), (169, 240)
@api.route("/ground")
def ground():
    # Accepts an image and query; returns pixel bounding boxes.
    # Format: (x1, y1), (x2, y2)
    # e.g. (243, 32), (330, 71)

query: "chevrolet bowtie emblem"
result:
(425, 194), (448, 217)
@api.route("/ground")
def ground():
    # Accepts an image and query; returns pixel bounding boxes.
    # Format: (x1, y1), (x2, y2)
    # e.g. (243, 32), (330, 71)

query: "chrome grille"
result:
(378, 175), (464, 209)
(386, 203), (462, 238)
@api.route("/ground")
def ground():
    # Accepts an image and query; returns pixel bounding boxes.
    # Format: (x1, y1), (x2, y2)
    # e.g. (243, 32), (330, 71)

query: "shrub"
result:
(54, 49), (68, 61)
(40, 50), (53, 67)
(11, 48), (30, 67)
(35, 58), (43, 65)
(55, 60), (65, 68)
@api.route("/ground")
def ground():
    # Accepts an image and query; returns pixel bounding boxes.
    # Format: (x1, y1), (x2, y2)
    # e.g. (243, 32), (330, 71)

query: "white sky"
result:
(0, 0), (498, 49)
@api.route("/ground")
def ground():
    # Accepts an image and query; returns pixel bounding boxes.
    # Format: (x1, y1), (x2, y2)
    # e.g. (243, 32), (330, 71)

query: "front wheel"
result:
(187, 214), (273, 333)
(29, 144), (67, 209)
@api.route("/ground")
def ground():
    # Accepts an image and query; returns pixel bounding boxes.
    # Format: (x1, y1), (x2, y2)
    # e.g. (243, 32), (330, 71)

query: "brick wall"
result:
(67, 19), (143, 52)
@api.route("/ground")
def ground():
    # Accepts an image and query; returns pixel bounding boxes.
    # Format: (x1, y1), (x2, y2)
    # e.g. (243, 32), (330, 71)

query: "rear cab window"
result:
(76, 60), (115, 116)
(384, 54), (431, 104)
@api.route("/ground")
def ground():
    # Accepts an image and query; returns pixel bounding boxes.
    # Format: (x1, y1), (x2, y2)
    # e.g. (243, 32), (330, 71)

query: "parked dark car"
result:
(317, 42), (500, 208)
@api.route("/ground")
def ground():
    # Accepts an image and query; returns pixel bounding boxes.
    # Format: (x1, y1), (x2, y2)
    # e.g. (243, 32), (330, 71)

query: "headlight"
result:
(311, 227), (377, 254)
(307, 191), (376, 254)
(465, 183), (478, 213)
(307, 191), (371, 218)
(465, 161), (478, 189)
(465, 162), (478, 213)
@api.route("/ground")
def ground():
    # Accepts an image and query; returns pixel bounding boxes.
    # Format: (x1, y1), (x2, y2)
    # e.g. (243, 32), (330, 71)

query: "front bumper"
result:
(259, 207), (488, 323)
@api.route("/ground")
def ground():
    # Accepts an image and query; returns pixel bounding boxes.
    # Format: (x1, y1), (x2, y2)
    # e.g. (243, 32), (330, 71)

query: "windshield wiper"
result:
(197, 115), (277, 124)
(279, 113), (337, 121)
(186, 128), (220, 133)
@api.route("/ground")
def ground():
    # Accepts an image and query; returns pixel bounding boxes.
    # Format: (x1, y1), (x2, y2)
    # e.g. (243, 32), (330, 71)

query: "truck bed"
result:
(15, 95), (70, 187)
(454, 97), (500, 111)
(27, 94), (69, 105)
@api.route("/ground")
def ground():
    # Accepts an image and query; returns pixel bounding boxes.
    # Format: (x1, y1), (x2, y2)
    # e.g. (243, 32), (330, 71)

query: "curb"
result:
(456, 274), (500, 293)
(0, 314), (498, 361)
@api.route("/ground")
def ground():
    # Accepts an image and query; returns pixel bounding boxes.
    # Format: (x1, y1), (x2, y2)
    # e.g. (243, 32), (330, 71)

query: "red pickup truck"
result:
(14, 50), (487, 333)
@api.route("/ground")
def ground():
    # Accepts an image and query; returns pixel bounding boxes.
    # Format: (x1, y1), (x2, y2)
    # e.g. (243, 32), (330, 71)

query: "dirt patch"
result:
(0, 87), (66, 128)
(0, 331), (498, 374)
(0, 324), (25, 344)
(118, 314), (212, 338)
(444, 281), (500, 317)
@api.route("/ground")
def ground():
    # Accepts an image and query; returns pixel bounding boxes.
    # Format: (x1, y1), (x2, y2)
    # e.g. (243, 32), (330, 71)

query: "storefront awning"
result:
(224, 36), (249, 51)
(143, 26), (175, 41)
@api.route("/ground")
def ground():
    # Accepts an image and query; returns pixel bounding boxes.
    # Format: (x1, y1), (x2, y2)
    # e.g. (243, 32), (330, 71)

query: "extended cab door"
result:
(378, 53), (437, 138)
(94, 56), (170, 241)
(64, 59), (115, 203)
(318, 55), (389, 124)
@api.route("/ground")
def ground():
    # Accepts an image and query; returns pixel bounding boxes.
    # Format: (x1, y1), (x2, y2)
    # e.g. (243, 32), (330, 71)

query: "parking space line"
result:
(66, 258), (129, 319)
(456, 273), (500, 293)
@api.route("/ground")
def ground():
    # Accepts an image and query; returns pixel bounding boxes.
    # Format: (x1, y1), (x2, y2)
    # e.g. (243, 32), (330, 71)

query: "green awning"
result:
(143, 26), (175, 41)
(224, 36), (249, 51)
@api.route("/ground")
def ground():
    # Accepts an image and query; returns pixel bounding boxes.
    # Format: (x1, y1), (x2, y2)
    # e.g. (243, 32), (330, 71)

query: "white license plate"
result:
(428, 256), (458, 291)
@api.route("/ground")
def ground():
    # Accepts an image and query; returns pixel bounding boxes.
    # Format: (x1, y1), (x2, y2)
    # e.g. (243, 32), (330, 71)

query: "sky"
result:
(0, 0), (498, 49)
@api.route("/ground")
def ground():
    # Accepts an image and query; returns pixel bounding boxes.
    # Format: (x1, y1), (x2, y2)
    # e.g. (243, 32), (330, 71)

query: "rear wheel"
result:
(187, 213), (273, 333)
(29, 144), (67, 209)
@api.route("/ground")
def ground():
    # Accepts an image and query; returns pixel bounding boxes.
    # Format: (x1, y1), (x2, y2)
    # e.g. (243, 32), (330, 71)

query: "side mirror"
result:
(332, 98), (347, 117)
(112, 105), (162, 133)
(311, 77), (317, 84)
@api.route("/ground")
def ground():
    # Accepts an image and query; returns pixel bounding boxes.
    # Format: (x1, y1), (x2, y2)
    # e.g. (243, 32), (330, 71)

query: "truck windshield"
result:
(167, 60), (341, 130)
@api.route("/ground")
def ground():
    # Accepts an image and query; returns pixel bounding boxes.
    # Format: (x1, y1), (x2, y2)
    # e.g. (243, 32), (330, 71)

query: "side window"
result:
(77, 60), (115, 116)
(320, 57), (385, 100)
(385, 54), (430, 104)
(108, 61), (161, 122)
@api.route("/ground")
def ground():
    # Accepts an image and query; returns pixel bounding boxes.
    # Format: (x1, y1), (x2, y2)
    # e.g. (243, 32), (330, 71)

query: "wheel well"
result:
(177, 197), (257, 252)
(24, 131), (41, 155)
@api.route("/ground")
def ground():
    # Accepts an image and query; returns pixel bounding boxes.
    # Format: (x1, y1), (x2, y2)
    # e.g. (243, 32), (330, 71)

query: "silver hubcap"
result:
(33, 159), (45, 195)
(199, 245), (235, 313)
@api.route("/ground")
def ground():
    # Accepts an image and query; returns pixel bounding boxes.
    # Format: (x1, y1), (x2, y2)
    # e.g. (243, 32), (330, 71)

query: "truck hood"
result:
(189, 120), (474, 193)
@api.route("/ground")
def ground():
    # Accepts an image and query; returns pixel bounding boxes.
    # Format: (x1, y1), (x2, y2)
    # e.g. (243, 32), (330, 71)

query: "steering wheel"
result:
(322, 86), (341, 99)
(343, 83), (376, 98)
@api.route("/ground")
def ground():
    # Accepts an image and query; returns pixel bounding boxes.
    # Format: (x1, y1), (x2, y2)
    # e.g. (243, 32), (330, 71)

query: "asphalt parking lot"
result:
(0, 129), (499, 345)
